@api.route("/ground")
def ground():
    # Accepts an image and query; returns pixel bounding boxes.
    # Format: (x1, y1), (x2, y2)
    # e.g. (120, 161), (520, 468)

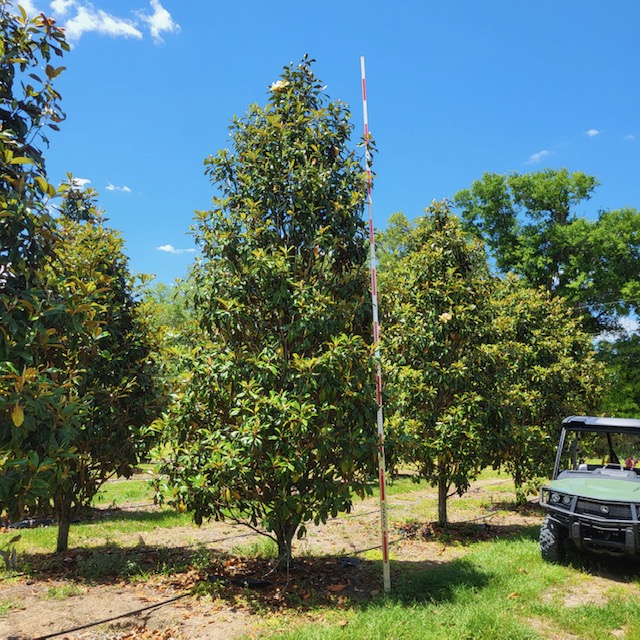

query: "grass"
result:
(93, 476), (156, 506)
(12, 508), (195, 555)
(44, 584), (84, 599)
(0, 599), (20, 617)
(231, 536), (279, 560)
(270, 535), (640, 639)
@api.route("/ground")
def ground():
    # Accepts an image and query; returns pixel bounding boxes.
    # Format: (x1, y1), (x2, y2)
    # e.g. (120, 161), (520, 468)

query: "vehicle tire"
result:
(540, 515), (565, 563)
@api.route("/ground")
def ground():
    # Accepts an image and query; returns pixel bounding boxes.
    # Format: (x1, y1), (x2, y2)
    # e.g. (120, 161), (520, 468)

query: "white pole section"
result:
(360, 55), (391, 593)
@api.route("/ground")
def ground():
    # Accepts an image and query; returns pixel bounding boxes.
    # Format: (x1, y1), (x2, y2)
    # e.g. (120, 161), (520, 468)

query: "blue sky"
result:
(15, 0), (640, 285)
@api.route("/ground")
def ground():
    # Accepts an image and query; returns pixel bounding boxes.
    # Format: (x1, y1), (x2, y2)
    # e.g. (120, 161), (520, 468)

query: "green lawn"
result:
(269, 535), (640, 639)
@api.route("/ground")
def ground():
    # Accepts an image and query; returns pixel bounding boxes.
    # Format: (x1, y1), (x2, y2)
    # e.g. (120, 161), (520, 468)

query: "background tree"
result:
(47, 182), (166, 551)
(144, 278), (197, 393)
(453, 169), (640, 333)
(381, 201), (496, 525)
(486, 275), (605, 503)
(159, 58), (377, 565)
(597, 333), (640, 418)
(375, 211), (414, 270)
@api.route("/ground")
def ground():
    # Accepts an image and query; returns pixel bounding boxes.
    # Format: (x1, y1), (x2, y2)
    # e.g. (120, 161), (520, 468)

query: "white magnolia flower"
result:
(270, 80), (289, 92)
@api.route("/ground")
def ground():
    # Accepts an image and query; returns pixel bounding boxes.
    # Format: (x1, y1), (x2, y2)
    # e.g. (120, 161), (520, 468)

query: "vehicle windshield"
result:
(558, 429), (640, 475)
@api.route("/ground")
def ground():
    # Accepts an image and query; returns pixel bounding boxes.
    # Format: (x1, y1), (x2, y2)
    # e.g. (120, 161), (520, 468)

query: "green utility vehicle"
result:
(539, 415), (640, 562)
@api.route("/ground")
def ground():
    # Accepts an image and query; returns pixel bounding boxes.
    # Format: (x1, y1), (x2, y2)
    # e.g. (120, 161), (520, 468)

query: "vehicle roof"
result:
(562, 415), (640, 432)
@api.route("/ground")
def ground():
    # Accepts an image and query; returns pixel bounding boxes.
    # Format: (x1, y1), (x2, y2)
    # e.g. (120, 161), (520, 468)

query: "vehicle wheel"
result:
(540, 515), (565, 563)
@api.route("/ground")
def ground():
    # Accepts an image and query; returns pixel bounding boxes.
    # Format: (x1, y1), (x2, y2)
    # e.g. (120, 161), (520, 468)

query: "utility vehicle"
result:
(539, 415), (640, 562)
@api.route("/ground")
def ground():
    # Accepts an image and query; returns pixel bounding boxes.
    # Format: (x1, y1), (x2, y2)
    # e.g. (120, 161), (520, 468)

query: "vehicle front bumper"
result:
(540, 487), (640, 556)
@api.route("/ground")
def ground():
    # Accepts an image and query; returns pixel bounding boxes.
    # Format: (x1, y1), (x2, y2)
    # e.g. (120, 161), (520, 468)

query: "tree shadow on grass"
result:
(394, 519), (540, 547)
(9, 517), (543, 623)
(78, 507), (188, 526)
(561, 546), (640, 582)
(386, 557), (490, 605)
(19, 540), (210, 583)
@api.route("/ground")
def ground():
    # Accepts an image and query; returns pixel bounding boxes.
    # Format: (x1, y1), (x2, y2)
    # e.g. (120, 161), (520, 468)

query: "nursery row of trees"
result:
(1, 3), (639, 562)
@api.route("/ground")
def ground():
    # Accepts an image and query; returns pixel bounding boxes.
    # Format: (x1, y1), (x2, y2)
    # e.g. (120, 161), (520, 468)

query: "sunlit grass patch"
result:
(93, 478), (156, 507)
(7, 508), (195, 556)
(231, 536), (279, 560)
(269, 531), (640, 640)
(43, 584), (84, 599)
(0, 599), (21, 617)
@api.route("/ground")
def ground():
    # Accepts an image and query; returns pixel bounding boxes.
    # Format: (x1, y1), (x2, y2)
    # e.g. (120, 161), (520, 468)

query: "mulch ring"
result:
(201, 554), (380, 611)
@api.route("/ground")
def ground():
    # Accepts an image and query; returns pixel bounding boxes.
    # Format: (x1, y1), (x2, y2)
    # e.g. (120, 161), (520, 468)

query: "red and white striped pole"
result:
(361, 55), (391, 593)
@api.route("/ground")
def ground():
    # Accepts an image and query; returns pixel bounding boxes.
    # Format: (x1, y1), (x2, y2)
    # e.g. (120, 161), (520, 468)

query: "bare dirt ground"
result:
(0, 476), (613, 640)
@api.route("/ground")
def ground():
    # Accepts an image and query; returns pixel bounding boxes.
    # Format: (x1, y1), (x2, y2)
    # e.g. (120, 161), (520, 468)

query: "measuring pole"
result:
(360, 55), (391, 593)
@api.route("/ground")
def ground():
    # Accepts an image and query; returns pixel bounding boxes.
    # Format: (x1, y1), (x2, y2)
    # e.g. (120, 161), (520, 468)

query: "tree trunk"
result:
(54, 492), (72, 553)
(275, 521), (298, 569)
(513, 466), (526, 506)
(437, 470), (448, 526)
(56, 513), (71, 553)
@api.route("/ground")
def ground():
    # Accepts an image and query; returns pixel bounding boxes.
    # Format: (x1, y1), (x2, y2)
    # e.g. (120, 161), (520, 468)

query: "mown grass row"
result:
(269, 535), (640, 640)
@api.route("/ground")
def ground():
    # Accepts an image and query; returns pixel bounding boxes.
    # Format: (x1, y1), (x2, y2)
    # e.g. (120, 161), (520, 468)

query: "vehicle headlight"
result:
(550, 493), (561, 503)
(562, 495), (572, 505)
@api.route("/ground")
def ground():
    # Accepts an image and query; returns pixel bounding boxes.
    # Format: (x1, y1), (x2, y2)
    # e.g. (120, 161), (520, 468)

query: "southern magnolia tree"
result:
(1, 3), (70, 437)
(0, 5), (163, 552)
(160, 59), (377, 564)
(379, 205), (604, 514)
(41, 183), (166, 552)
(0, 4), (96, 535)
(381, 201), (496, 525)
(486, 275), (604, 503)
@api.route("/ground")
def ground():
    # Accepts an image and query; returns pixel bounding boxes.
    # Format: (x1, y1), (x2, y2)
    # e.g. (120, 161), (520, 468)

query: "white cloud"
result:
(526, 149), (552, 165)
(71, 177), (91, 188)
(105, 182), (132, 193)
(64, 5), (143, 43)
(157, 244), (196, 255)
(137, 0), (180, 44)
(47, 1), (179, 44)
(12, 0), (40, 15)
(49, 0), (74, 16)
(624, 134), (636, 142)
(586, 129), (600, 137)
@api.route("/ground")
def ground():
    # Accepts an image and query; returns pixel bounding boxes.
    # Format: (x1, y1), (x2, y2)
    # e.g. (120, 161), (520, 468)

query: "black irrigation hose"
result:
(33, 592), (190, 640)
(30, 538), (400, 640)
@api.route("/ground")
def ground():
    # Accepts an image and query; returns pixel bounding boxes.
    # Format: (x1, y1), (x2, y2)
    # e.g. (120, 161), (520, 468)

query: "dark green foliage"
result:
(453, 169), (640, 333)
(380, 203), (604, 512)
(382, 201), (496, 524)
(52, 184), (165, 534)
(160, 58), (377, 564)
(597, 333), (640, 418)
(486, 275), (604, 503)
(0, 2), (89, 542)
